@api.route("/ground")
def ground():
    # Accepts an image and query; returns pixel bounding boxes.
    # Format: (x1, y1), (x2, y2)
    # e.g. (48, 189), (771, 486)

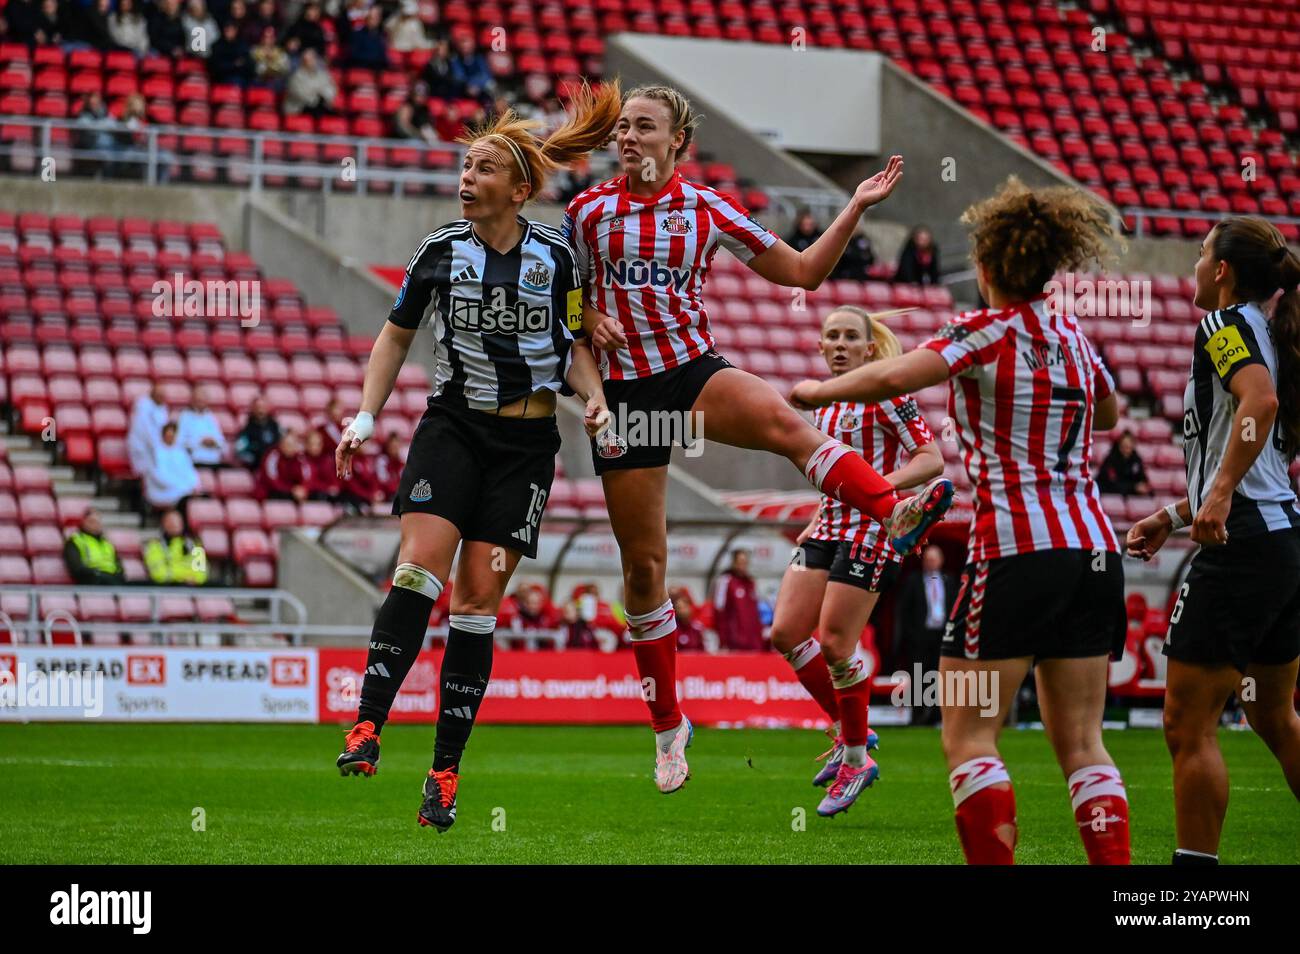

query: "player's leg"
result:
(1238, 658), (1300, 799)
(1035, 656), (1130, 864)
(1163, 659), (1240, 861)
(815, 578), (882, 816)
(940, 655), (1030, 864)
(602, 464), (692, 792)
(338, 512), (458, 776)
(692, 367), (953, 550)
(769, 549), (838, 725)
(418, 539), (523, 832)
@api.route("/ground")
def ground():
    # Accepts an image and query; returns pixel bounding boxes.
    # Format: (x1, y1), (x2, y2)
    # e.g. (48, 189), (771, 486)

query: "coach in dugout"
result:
(63, 508), (126, 585)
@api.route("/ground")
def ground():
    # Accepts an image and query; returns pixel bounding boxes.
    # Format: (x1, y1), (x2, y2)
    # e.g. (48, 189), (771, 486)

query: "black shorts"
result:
(941, 548), (1126, 661)
(1163, 528), (1300, 673)
(590, 350), (732, 474)
(393, 400), (561, 559)
(794, 538), (901, 593)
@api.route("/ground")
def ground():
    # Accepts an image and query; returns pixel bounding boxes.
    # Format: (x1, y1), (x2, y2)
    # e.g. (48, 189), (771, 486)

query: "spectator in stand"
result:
(894, 545), (957, 724)
(257, 430), (313, 502)
(433, 101), (468, 143)
(108, 0), (151, 55)
(567, 583), (624, 651)
(302, 428), (340, 501)
(31, 0), (65, 45)
(251, 26), (290, 86)
(1097, 429), (1151, 497)
(176, 384), (226, 467)
(341, 447), (388, 511)
(5, 0), (45, 46)
(144, 508), (208, 585)
(786, 208), (822, 253)
(894, 224), (941, 285)
(510, 583), (562, 633)
(226, 0), (254, 44)
(317, 397), (348, 448)
(181, 0), (219, 57)
(448, 33), (494, 106)
(385, 0), (429, 52)
(209, 20), (252, 85)
(669, 586), (707, 652)
(144, 421), (201, 513)
(282, 0), (327, 57)
(370, 432), (403, 500)
(128, 380), (168, 478)
(235, 396), (281, 468)
(555, 156), (597, 205)
(147, 0), (186, 58)
(419, 38), (459, 100)
(63, 509), (126, 586)
(74, 92), (118, 176)
(241, 0), (279, 45)
(833, 228), (877, 281)
(536, 96), (568, 137)
(345, 6), (388, 70)
(74, 0), (126, 51)
(337, 0), (370, 38)
(284, 48), (337, 115)
(712, 548), (763, 652)
(393, 81), (437, 143)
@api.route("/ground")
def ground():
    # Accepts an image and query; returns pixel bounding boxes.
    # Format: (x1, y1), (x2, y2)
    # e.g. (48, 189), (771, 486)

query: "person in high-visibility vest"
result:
(63, 509), (126, 585)
(143, 509), (208, 586)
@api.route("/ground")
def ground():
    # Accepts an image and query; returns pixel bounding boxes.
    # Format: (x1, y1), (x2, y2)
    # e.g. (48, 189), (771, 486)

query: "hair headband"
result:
(484, 134), (531, 188)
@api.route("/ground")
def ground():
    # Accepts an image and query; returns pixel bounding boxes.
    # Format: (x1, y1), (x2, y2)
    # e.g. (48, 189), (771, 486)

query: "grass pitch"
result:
(0, 723), (1294, 864)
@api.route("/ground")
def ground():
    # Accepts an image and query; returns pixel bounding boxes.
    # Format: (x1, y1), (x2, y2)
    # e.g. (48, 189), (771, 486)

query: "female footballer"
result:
(770, 305), (944, 817)
(564, 85), (953, 793)
(1127, 217), (1300, 864)
(792, 178), (1132, 865)
(332, 84), (617, 833)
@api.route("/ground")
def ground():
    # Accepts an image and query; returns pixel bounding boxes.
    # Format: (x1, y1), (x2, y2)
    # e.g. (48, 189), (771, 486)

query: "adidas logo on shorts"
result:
(513, 525), (532, 544)
(409, 479), (432, 502)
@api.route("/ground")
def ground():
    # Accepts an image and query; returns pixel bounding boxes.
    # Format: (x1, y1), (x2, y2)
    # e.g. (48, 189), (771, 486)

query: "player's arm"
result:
(887, 441), (944, 491)
(584, 300), (627, 351)
(747, 155), (902, 290)
(790, 349), (950, 409)
(1193, 363), (1278, 546)
(1126, 497), (1190, 561)
(1094, 391), (1120, 431)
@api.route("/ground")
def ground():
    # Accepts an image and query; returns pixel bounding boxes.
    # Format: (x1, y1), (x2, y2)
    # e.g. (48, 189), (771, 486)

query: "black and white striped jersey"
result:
(1183, 302), (1300, 537)
(388, 218), (584, 412)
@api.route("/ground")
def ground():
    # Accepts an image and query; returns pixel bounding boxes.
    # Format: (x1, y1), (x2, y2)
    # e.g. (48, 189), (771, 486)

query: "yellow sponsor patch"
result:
(566, 288), (583, 332)
(1205, 324), (1251, 379)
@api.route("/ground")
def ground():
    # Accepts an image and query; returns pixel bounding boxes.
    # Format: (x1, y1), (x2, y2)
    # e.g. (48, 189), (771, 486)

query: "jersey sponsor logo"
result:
(409, 478), (432, 502)
(661, 210), (692, 235)
(450, 296), (550, 335)
(559, 213), (574, 240)
(936, 321), (972, 342)
(521, 263), (552, 292)
(1206, 324), (1251, 378)
(895, 398), (920, 423)
(1182, 404), (1201, 441)
(393, 272), (409, 309)
(566, 288), (582, 333)
(600, 257), (692, 294)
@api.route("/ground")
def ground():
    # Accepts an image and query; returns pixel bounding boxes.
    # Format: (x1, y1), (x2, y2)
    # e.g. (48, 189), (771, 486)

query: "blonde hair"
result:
(460, 80), (622, 200)
(623, 84), (702, 162)
(962, 176), (1119, 301)
(823, 305), (902, 361)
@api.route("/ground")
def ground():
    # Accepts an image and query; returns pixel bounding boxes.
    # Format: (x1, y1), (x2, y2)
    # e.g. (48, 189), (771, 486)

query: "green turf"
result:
(0, 723), (1294, 864)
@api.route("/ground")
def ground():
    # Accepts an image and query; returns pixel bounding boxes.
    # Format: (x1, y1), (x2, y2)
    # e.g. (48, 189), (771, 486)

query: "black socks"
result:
(432, 614), (497, 772)
(356, 564), (442, 732)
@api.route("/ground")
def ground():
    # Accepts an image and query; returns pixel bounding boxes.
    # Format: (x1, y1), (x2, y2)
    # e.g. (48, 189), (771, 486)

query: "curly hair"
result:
(961, 176), (1120, 301)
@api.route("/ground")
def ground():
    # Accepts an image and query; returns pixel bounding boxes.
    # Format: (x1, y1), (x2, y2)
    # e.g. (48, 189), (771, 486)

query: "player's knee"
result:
(391, 561), (444, 602)
(450, 594), (499, 617)
(1244, 704), (1296, 749)
(622, 548), (666, 589)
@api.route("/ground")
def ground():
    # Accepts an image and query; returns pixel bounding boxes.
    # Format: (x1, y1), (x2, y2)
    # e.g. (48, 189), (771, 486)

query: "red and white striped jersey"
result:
(920, 295), (1120, 561)
(811, 394), (935, 559)
(561, 171), (778, 380)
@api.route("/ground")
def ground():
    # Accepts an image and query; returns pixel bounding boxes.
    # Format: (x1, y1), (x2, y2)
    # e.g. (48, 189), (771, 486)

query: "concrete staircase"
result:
(1, 420), (139, 529)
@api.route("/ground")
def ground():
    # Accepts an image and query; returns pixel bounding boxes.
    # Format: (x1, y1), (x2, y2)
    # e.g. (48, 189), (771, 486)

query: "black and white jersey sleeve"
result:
(1183, 302), (1300, 536)
(387, 218), (582, 412)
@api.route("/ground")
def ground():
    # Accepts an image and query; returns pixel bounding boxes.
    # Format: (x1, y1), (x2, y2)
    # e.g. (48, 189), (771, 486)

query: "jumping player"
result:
(563, 84), (954, 793)
(1127, 218), (1300, 865)
(770, 306), (944, 817)
(332, 85), (617, 832)
(792, 178), (1132, 865)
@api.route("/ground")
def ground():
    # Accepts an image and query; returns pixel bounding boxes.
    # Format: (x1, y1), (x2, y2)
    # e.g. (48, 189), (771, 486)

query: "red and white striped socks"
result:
(949, 756), (1018, 864)
(804, 438), (898, 525)
(781, 637), (839, 724)
(828, 649), (871, 767)
(625, 599), (683, 736)
(1068, 764), (1131, 865)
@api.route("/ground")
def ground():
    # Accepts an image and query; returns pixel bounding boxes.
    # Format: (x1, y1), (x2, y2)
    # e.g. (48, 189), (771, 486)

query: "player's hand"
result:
(852, 155), (903, 212)
(1125, 512), (1172, 561)
(583, 393), (610, 438)
(336, 411), (374, 479)
(788, 379), (827, 410)
(590, 316), (628, 351)
(1191, 491), (1230, 547)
